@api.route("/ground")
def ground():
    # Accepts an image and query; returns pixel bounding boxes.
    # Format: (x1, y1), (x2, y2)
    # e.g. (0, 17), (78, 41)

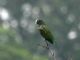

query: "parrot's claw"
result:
(37, 43), (48, 49)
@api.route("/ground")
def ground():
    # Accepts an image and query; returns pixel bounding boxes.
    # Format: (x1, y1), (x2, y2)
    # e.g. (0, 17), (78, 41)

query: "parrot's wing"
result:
(39, 25), (54, 44)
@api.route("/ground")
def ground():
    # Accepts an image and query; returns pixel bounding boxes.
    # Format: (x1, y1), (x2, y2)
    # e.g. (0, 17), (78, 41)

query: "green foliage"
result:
(0, 27), (48, 60)
(0, 44), (48, 60)
(33, 55), (48, 60)
(0, 44), (32, 60)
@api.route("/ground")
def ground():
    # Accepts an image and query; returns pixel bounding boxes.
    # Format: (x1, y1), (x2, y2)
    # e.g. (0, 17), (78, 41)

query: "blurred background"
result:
(0, 0), (79, 60)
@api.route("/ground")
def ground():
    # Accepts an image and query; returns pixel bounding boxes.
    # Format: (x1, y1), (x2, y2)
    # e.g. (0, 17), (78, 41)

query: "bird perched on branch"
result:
(35, 19), (54, 45)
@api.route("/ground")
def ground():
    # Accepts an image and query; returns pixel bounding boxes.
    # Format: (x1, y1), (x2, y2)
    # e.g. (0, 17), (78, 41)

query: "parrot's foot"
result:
(37, 43), (48, 48)
(37, 44), (54, 56)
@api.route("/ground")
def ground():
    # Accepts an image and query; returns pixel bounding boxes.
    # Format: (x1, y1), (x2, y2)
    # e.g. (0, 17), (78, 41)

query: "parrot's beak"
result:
(35, 19), (39, 28)
(35, 19), (38, 24)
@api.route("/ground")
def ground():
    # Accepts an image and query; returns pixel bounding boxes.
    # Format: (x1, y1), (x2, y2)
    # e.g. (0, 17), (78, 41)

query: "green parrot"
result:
(36, 19), (54, 44)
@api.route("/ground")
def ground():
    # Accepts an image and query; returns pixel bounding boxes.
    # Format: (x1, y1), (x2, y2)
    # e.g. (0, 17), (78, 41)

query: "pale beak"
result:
(35, 19), (38, 24)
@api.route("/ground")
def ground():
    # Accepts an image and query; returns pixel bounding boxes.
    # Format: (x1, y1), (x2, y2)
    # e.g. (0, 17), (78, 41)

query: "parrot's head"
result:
(36, 19), (45, 25)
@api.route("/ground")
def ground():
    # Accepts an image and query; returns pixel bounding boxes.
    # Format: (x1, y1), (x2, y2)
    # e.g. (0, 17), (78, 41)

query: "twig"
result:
(45, 41), (56, 60)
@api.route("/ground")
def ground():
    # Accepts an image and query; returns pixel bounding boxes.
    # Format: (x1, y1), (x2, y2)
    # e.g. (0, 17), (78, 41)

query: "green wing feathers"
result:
(39, 25), (54, 44)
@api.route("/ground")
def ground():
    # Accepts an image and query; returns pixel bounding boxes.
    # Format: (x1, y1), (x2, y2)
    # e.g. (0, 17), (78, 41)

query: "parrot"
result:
(35, 19), (54, 45)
